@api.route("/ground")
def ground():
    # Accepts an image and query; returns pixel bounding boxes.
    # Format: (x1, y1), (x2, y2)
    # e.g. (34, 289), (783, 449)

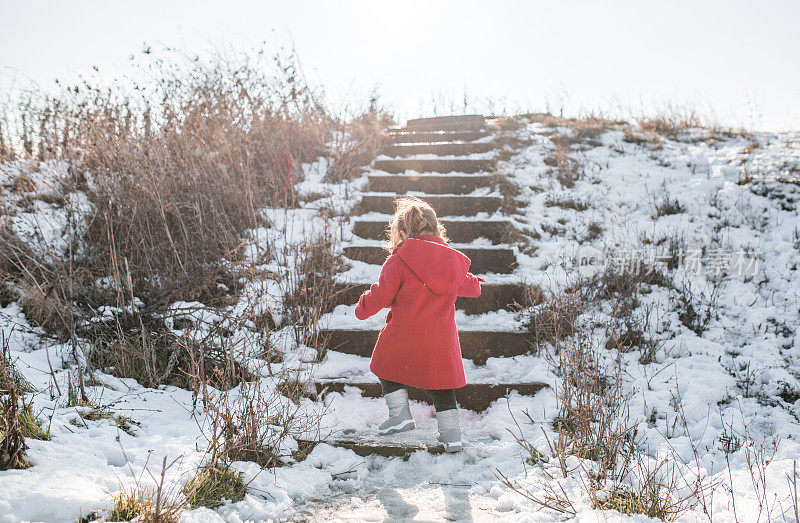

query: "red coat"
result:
(354, 236), (483, 390)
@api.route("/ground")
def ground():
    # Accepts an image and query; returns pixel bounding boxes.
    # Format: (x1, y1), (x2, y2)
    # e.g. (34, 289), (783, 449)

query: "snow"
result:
(3, 120), (800, 521)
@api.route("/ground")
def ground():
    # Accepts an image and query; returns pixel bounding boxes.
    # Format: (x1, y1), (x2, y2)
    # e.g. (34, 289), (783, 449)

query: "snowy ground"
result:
(2, 119), (800, 521)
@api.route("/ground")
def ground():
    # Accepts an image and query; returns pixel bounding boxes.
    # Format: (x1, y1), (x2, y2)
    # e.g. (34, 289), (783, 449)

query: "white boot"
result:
(436, 409), (462, 452)
(378, 388), (415, 436)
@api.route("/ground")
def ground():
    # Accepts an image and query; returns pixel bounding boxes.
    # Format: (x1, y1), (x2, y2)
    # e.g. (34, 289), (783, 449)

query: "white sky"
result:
(1, 0), (798, 131)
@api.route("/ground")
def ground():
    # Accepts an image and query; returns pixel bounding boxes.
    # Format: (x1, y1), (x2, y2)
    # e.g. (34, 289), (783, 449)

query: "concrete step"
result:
(330, 282), (526, 315)
(319, 329), (532, 365)
(343, 245), (516, 274)
(316, 381), (547, 413)
(381, 142), (493, 156)
(356, 195), (502, 216)
(297, 437), (444, 458)
(386, 130), (488, 144)
(353, 219), (513, 244)
(373, 158), (495, 174)
(405, 115), (485, 132)
(368, 174), (494, 194)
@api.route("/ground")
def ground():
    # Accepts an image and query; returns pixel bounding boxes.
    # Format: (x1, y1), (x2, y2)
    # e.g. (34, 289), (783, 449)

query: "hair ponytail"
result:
(383, 197), (449, 252)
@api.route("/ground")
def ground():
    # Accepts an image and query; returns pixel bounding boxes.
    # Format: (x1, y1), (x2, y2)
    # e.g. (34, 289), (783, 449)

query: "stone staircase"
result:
(311, 115), (547, 454)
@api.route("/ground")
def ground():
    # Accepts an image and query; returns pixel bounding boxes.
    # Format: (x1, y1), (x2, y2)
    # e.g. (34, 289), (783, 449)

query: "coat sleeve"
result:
(456, 272), (484, 298)
(354, 256), (403, 320)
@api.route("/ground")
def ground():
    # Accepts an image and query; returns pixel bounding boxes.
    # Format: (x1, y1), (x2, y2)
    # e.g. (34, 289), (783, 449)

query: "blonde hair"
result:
(383, 196), (448, 252)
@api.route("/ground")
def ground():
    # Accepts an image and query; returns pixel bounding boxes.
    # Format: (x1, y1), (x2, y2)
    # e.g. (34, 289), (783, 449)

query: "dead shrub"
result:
(605, 322), (647, 354)
(675, 280), (719, 336)
(495, 333), (646, 517)
(0, 113), (14, 162)
(281, 224), (345, 359)
(198, 362), (320, 469)
(88, 316), (252, 391)
(552, 335), (638, 481)
(527, 113), (622, 134)
(604, 308), (660, 364)
(581, 261), (672, 319)
(523, 286), (582, 349)
(0, 46), (383, 349)
(0, 225), (82, 338)
(325, 106), (392, 182)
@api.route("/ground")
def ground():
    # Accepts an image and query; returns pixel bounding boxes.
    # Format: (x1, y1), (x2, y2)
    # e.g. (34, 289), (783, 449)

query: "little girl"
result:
(354, 196), (483, 452)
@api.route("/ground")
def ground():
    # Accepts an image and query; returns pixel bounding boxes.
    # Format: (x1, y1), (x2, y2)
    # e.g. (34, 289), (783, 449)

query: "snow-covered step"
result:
(372, 158), (495, 174)
(319, 329), (532, 365)
(381, 142), (493, 156)
(315, 381), (547, 412)
(405, 114), (485, 132)
(367, 174), (494, 194)
(342, 245), (516, 274)
(297, 437), (445, 458)
(330, 282), (526, 315)
(356, 194), (502, 216)
(387, 130), (488, 143)
(353, 218), (513, 244)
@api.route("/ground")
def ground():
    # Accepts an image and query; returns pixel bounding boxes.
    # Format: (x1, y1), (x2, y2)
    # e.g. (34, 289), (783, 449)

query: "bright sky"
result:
(2, 0), (798, 131)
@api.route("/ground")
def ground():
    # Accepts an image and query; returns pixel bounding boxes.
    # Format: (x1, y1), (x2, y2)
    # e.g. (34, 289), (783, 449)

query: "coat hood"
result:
(394, 236), (471, 295)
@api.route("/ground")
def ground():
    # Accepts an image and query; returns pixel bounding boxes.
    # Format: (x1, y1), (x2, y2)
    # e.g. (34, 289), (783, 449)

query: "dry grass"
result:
(652, 194), (686, 217)
(491, 116), (527, 132)
(543, 140), (584, 188)
(623, 127), (664, 150)
(83, 457), (186, 523)
(545, 194), (588, 211)
(1, 350), (30, 469)
(491, 172), (525, 215)
(325, 107), (392, 182)
(0, 46), (379, 355)
(639, 111), (703, 139)
(584, 221), (604, 242)
(184, 463), (247, 509)
(17, 280), (74, 338)
(1, 334), (48, 470)
(74, 405), (139, 436)
(591, 455), (699, 521)
(525, 113), (623, 133)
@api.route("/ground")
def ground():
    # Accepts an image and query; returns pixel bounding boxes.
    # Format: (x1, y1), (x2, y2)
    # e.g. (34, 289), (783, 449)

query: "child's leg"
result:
(426, 389), (457, 413)
(379, 378), (406, 396)
(377, 378), (415, 436)
(426, 389), (462, 452)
